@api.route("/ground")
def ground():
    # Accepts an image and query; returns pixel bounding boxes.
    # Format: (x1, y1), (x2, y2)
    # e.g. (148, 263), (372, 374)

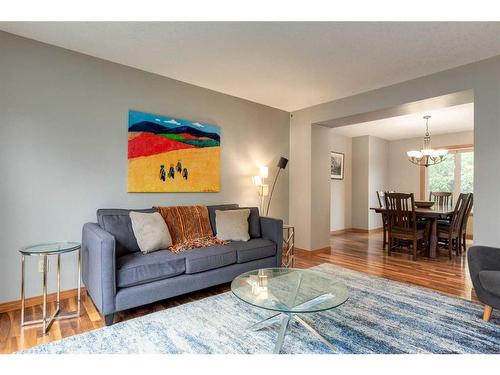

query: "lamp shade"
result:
(277, 157), (288, 169)
(252, 175), (262, 186)
(407, 150), (422, 158)
(259, 166), (268, 178)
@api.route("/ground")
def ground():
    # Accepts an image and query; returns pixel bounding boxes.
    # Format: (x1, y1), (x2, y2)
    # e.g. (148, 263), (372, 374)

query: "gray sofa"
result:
(468, 245), (500, 321)
(81, 204), (283, 325)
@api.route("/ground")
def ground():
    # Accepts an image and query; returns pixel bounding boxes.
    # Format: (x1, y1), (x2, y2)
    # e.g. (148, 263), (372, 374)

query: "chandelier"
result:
(407, 115), (448, 167)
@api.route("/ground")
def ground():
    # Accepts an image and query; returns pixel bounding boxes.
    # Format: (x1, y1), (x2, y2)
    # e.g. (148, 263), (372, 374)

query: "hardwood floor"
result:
(298, 231), (475, 301)
(0, 231), (475, 354)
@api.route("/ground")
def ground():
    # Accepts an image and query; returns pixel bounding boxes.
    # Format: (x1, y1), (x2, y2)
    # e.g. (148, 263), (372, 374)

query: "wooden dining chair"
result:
(376, 191), (389, 249)
(437, 193), (472, 259)
(385, 192), (427, 261)
(429, 191), (453, 207)
(459, 193), (473, 254)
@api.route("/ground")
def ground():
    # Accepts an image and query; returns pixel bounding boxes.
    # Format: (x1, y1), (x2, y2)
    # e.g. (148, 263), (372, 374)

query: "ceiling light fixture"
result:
(407, 115), (448, 167)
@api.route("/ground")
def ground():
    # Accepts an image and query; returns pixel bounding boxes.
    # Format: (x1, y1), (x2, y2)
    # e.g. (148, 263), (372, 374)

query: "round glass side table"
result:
(19, 242), (81, 334)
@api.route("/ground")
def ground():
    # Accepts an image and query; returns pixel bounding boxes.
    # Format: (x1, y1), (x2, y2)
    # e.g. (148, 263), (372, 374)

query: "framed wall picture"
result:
(128, 110), (221, 192)
(330, 151), (344, 180)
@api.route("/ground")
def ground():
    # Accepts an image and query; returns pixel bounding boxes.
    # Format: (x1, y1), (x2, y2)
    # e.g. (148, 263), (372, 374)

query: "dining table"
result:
(370, 205), (454, 259)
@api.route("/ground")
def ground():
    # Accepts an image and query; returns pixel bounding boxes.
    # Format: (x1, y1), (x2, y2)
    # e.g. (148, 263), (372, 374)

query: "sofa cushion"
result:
(241, 207), (262, 238)
(229, 238), (277, 263)
(183, 244), (237, 274)
(215, 209), (251, 242)
(209, 205), (261, 238)
(207, 204), (239, 234)
(129, 211), (172, 253)
(479, 270), (500, 297)
(97, 208), (156, 256)
(116, 250), (186, 288)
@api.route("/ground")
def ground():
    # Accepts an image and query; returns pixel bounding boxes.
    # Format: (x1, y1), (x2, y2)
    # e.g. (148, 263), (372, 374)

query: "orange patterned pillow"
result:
(154, 205), (226, 253)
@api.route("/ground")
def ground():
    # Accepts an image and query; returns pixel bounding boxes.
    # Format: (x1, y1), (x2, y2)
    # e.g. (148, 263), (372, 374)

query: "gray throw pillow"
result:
(129, 211), (172, 253)
(215, 209), (251, 242)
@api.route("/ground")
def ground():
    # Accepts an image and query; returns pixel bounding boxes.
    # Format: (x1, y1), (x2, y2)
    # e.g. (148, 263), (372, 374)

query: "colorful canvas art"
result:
(128, 110), (220, 192)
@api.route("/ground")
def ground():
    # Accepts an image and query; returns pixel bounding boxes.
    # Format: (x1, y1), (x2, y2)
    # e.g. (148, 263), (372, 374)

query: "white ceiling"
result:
(2, 22), (500, 111)
(330, 103), (473, 141)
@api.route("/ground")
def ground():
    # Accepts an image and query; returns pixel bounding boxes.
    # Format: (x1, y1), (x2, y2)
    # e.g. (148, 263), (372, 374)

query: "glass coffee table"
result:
(231, 268), (348, 353)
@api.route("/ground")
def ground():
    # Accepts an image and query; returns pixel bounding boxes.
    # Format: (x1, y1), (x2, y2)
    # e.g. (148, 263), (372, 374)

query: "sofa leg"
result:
(483, 305), (493, 321)
(104, 313), (114, 326)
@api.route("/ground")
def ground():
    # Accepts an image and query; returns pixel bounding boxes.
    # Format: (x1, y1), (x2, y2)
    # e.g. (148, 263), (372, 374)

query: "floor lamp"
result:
(265, 157), (289, 216)
(252, 167), (269, 213)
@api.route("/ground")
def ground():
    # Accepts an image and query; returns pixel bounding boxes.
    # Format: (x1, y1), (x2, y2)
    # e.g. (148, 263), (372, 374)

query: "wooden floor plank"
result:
(0, 231), (475, 353)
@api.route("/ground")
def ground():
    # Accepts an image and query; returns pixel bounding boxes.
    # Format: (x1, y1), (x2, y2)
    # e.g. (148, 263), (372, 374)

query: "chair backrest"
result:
(459, 193), (473, 234)
(385, 192), (417, 231)
(429, 191), (453, 207)
(450, 193), (472, 234)
(376, 191), (386, 208)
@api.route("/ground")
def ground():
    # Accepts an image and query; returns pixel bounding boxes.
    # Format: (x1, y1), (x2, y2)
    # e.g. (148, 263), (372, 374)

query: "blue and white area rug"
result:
(21, 263), (500, 354)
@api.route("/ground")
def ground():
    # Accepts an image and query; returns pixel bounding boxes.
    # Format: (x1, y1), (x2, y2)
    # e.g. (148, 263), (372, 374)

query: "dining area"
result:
(372, 191), (473, 261)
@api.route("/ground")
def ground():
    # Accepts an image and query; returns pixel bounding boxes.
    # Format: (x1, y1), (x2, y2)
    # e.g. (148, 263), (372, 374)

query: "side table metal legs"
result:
(20, 255), (25, 326)
(282, 225), (295, 268)
(20, 249), (81, 335)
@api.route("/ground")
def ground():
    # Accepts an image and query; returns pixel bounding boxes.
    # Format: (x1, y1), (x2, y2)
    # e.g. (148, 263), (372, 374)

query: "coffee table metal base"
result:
(248, 313), (336, 354)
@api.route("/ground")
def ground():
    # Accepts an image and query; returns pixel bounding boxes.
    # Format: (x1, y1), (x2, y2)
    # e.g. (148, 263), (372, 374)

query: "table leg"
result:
(42, 254), (48, 334)
(274, 314), (291, 354)
(247, 313), (282, 331)
(429, 218), (437, 259)
(20, 255), (25, 326)
(293, 315), (336, 352)
(288, 273), (303, 307)
(77, 248), (81, 316)
(57, 254), (61, 310)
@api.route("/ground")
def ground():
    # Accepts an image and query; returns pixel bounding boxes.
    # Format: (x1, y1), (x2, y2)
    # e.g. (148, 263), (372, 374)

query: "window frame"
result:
(419, 144), (474, 202)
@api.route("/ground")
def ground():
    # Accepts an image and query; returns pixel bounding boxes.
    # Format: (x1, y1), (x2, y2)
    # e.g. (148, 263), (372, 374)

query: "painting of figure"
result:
(128, 110), (220, 192)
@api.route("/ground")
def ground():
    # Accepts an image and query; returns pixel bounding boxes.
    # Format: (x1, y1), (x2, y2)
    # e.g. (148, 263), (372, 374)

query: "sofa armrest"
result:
(82, 223), (116, 315)
(260, 217), (283, 266)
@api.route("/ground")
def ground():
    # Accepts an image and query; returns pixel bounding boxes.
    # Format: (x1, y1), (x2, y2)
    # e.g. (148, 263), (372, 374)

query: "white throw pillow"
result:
(129, 211), (172, 253)
(215, 209), (251, 242)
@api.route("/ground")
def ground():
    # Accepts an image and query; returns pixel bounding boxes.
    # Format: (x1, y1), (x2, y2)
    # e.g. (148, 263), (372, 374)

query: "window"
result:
(426, 148), (473, 202)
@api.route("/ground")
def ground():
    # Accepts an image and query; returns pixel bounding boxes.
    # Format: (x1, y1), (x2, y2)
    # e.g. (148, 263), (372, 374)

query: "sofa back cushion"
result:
(97, 208), (155, 256)
(241, 207), (262, 238)
(215, 209), (251, 242)
(129, 211), (172, 254)
(208, 205), (261, 238)
(207, 204), (239, 233)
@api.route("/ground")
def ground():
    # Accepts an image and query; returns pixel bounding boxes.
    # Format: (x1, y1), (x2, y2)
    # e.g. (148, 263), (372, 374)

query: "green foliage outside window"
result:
(427, 151), (473, 196)
(428, 154), (455, 193)
(461, 152), (474, 193)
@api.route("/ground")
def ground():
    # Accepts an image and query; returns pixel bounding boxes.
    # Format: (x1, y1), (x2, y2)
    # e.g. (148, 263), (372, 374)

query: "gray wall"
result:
(290, 54), (500, 250)
(368, 136), (389, 229)
(329, 132), (352, 232)
(310, 125), (332, 250)
(351, 136), (369, 229)
(0, 32), (290, 303)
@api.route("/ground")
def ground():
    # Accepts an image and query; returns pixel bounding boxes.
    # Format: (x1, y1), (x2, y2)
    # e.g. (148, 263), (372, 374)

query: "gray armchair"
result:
(468, 246), (500, 321)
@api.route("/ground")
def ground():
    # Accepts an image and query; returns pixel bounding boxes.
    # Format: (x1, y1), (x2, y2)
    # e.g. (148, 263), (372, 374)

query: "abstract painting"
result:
(330, 151), (344, 180)
(128, 110), (220, 192)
